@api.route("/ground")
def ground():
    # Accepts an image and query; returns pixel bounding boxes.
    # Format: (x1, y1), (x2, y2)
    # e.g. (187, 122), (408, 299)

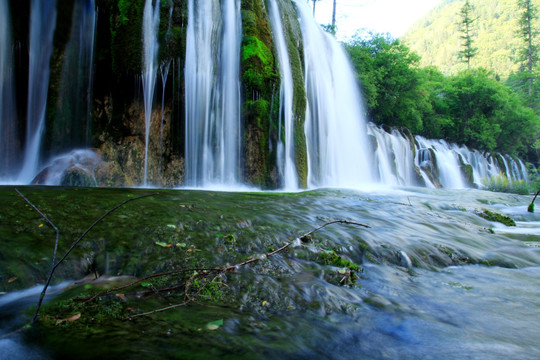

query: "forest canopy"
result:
(344, 33), (540, 161)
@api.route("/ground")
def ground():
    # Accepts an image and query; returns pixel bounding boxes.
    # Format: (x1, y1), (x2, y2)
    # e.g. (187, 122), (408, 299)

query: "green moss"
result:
(240, 0), (278, 188)
(317, 250), (362, 286)
(281, 1), (308, 188)
(110, 0), (145, 75)
(476, 209), (516, 227)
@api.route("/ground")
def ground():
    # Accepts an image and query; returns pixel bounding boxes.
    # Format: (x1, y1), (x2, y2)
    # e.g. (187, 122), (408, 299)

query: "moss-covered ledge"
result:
(241, 0), (279, 188)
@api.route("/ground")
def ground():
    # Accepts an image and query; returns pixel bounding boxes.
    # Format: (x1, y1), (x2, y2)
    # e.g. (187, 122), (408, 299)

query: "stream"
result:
(0, 186), (539, 359)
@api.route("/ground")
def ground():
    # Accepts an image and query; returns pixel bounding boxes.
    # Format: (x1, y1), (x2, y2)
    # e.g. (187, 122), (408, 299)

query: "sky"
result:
(313, 0), (442, 40)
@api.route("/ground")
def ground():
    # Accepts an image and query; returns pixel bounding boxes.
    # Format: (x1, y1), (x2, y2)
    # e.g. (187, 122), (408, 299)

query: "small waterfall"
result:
(18, 0), (57, 183)
(0, 0), (20, 180)
(268, 0), (298, 190)
(184, 0), (242, 187)
(294, 0), (375, 188)
(142, 0), (160, 186)
(416, 137), (466, 189)
(159, 60), (171, 179)
(368, 125), (416, 186)
(52, 0), (96, 154)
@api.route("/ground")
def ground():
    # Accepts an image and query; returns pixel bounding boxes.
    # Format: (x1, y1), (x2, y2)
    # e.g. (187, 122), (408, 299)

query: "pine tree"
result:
(458, 0), (478, 70)
(517, 0), (539, 97)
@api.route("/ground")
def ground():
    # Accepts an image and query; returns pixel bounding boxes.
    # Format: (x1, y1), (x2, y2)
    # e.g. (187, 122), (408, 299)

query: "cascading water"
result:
(0, 0), (20, 180)
(159, 60), (171, 179)
(142, 0), (160, 186)
(294, 0), (375, 188)
(185, 0), (242, 187)
(268, 0), (298, 190)
(52, 0), (96, 154)
(18, 0), (57, 183)
(415, 137), (466, 189)
(368, 125), (417, 186)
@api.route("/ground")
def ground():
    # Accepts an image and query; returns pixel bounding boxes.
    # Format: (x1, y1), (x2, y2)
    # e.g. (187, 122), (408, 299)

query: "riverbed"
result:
(1, 186), (539, 359)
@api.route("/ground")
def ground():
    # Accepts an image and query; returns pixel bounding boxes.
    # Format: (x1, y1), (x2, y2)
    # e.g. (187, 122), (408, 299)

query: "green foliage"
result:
(345, 34), (540, 157)
(344, 34), (430, 133)
(458, 0), (478, 69)
(482, 173), (531, 194)
(517, 0), (539, 71)
(403, 0), (540, 79)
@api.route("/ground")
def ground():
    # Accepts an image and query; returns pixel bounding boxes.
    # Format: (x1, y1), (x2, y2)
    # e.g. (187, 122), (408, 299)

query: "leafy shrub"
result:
(482, 173), (531, 195)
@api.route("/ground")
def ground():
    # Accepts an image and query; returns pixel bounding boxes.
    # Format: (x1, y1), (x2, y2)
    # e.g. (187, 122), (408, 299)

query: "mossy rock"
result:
(476, 209), (516, 227)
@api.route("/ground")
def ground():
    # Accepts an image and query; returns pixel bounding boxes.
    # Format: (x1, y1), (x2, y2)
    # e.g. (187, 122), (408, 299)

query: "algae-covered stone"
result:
(476, 209), (516, 227)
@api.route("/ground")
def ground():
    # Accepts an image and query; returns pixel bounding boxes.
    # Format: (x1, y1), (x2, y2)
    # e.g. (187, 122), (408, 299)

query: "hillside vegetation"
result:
(402, 0), (540, 78)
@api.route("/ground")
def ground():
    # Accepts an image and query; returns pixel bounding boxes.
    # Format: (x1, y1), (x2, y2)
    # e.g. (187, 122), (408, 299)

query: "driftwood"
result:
(14, 188), (157, 323)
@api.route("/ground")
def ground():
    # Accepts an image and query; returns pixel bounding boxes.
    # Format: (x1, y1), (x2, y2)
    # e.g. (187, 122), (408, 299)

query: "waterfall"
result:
(18, 0), (57, 183)
(0, 0), (20, 180)
(416, 137), (466, 189)
(159, 60), (171, 180)
(184, 0), (242, 187)
(368, 125), (416, 186)
(142, 0), (160, 186)
(294, 0), (375, 188)
(268, 0), (298, 190)
(52, 0), (96, 154)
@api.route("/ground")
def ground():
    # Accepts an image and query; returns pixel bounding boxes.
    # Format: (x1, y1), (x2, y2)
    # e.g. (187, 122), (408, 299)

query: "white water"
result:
(294, 0), (375, 188)
(18, 0), (57, 183)
(415, 137), (466, 188)
(369, 125), (416, 186)
(142, 0), (160, 186)
(268, 0), (298, 190)
(0, 0), (19, 180)
(33, 149), (101, 186)
(184, 0), (242, 187)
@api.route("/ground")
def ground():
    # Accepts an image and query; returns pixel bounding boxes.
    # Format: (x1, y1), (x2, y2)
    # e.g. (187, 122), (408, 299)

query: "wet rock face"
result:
(96, 101), (184, 187)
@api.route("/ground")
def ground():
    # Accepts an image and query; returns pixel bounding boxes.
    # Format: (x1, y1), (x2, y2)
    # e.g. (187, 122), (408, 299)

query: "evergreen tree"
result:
(517, 0), (539, 97)
(458, 0), (478, 70)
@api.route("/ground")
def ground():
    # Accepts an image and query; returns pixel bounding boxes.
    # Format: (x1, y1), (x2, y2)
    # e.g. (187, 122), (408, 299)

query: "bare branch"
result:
(127, 219), (371, 320)
(14, 189), (157, 323)
(15, 188), (61, 323)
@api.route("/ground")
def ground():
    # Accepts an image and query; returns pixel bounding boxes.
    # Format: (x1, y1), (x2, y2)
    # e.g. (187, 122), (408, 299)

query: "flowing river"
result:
(0, 186), (539, 359)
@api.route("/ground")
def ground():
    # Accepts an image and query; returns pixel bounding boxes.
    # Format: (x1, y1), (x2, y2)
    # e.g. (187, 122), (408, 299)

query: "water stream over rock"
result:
(0, 186), (539, 358)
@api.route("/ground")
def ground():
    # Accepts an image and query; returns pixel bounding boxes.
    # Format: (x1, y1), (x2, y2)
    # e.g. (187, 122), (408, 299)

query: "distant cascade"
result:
(142, 0), (160, 186)
(18, 0), (57, 183)
(268, 0), (298, 190)
(415, 137), (467, 189)
(184, 0), (242, 187)
(368, 125), (417, 186)
(294, 0), (375, 188)
(52, 0), (96, 155)
(366, 125), (530, 189)
(0, 0), (20, 180)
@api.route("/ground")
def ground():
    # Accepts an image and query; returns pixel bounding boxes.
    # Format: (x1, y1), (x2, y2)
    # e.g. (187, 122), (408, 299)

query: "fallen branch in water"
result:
(125, 219), (371, 320)
(14, 189), (157, 323)
(528, 190), (540, 213)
